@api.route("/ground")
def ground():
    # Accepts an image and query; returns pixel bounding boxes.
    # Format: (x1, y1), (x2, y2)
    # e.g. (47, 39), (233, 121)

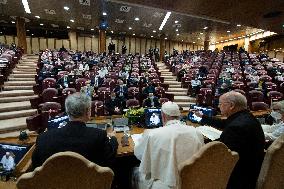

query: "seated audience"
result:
(143, 93), (160, 108)
(262, 100), (284, 141)
(190, 77), (201, 97)
(142, 82), (155, 95)
(32, 93), (118, 169)
(113, 79), (128, 100)
(105, 92), (125, 115)
(133, 101), (204, 189)
(194, 91), (265, 189)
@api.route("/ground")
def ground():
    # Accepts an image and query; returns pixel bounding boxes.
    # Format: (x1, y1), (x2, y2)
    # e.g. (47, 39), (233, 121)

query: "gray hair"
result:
(65, 92), (91, 119)
(273, 100), (284, 113)
(222, 91), (247, 110)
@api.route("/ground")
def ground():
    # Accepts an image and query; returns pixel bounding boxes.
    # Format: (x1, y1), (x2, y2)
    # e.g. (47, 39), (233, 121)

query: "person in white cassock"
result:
(1, 152), (15, 171)
(132, 101), (204, 189)
(149, 113), (160, 125)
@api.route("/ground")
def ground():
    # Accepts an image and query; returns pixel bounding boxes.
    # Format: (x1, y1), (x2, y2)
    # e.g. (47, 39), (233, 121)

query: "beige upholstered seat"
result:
(256, 134), (284, 189)
(178, 141), (239, 189)
(16, 151), (114, 189)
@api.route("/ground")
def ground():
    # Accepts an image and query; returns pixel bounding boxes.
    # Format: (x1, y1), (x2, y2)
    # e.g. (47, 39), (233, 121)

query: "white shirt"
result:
(1, 155), (15, 171)
(262, 121), (284, 141)
(134, 120), (204, 189)
(191, 79), (201, 87)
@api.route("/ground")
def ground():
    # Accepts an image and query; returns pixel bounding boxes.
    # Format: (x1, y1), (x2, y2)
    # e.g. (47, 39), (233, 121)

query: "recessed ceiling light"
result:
(174, 20), (178, 23)
(111, 30), (114, 33)
(151, 35), (153, 38)
(227, 30), (230, 33)
(11, 21), (15, 24)
(177, 33), (179, 36)
(40, 23), (44, 26)
(238, 37), (241, 39)
(221, 41), (224, 42)
(153, 30), (156, 33)
(22, 0), (31, 14)
(216, 42), (219, 44)
(181, 40), (183, 41)
(165, 37), (167, 40)
(229, 39), (233, 41)
(35, 16), (40, 19)
(134, 17), (139, 21)
(92, 35), (95, 38)
(193, 42), (196, 43)
(64, 6), (69, 11)
(103, 12), (107, 16)
(31, 33), (34, 36)
(198, 37), (201, 39)
(225, 40), (228, 41)
(175, 29), (178, 32)
(133, 33), (135, 36)
(242, 35), (246, 37)
(200, 32), (203, 35)
(159, 11), (171, 31)
(237, 24), (241, 27)
(91, 28), (94, 31)
(70, 19), (74, 22)
(203, 26), (208, 29)
(66, 26), (70, 29)
(129, 27), (132, 30)
(26, 30), (29, 31)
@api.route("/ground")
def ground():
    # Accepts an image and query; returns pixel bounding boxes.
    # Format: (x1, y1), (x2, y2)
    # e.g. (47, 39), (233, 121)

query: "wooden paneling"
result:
(146, 39), (151, 53)
(140, 38), (146, 55)
(92, 36), (99, 52)
(84, 37), (91, 51)
(0, 35), (5, 44)
(112, 39), (118, 53)
(77, 37), (84, 52)
(15, 37), (18, 47)
(55, 39), (63, 50)
(48, 38), (55, 49)
(6, 36), (14, 45)
(136, 38), (141, 55)
(62, 39), (70, 50)
(130, 37), (135, 54)
(39, 38), (47, 51)
(31, 38), (39, 54)
(125, 37), (130, 54)
(156, 40), (160, 52)
(26, 37), (31, 54)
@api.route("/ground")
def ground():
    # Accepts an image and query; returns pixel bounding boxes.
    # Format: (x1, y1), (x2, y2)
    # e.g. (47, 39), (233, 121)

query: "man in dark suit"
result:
(105, 92), (125, 115)
(113, 79), (128, 101)
(143, 93), (160, 108)
(32, 93), (118, 169)
(194, 91), (265, 189)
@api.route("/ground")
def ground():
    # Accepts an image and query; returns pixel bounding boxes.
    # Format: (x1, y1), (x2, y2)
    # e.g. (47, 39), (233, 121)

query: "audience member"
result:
(133, 101), (204, 189)
(105, 92), (125, 115)
(32, 93), (118, 169)
(113, 79), (128, 100)
(143, 93), (160, 108)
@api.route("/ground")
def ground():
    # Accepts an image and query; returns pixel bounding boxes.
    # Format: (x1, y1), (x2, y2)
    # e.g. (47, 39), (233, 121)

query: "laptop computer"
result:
(113, 118), (129, 132)
(145, 108), (163, 128)
(188, 105), (213, 123)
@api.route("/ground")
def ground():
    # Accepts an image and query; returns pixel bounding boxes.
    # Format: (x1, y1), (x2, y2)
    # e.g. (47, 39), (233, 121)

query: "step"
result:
(0, 101), (32, 113)
(174, 95), (196, 102)
(164, 81), (180, 85)
(0, 90), (34, 97)
(15, 68), (36, 72)
(13, 70), (37, 74)
(10, 74), (35, 78)
(161, 73), (173, 76)
(0, 109), (37, 120)
(175, 101), (196, 108)
(163, 75), (177, 80)
(168, 84), (182, 88)
(17, 65), (37, 69)
(4, 85), (33, 90)
(167, 88), (188, 92)
(166, 91), (188, 96)
(0, 117), (28, 134)
(5, 81), (36, 86)
(0, 129), (36, 138)
(0, 95), (38, 103)
(9, 77), (35, 81)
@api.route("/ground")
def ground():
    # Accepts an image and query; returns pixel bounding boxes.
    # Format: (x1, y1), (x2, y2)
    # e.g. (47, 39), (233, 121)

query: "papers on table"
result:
(131, 134), (143, 146)
(196, 126), (222, 141)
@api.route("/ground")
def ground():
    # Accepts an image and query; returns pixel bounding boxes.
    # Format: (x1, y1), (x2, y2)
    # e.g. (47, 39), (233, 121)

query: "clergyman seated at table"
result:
(105, 92), (124, 115)
(133, 101), (204, 189)
(262, 100), (284, 141)
(143, 93), (160, 108)
(193, 91), (265, 189)
(32, 93), (118, 169)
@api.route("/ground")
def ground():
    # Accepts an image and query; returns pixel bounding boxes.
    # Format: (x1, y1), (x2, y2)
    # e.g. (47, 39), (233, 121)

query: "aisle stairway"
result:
(156, 62), (195, 110)
(0, 55), (38, 138)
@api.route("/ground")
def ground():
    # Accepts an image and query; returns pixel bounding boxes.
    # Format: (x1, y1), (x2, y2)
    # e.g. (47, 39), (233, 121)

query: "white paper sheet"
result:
(196, 126), (222, 140)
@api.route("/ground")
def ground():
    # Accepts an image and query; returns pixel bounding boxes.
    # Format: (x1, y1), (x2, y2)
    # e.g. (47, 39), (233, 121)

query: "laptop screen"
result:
(188, 105), (213, 123)
(47, 115), (69, 130)
(145, 108), (163, 128)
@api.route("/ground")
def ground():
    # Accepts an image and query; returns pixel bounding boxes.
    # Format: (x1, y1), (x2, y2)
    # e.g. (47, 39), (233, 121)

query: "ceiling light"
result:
(221, 41), (224, 42)
(238, 37), (241, 39)
(237, 24), (241, 27)
(216, 42), (219, 44)
(153, 30), (156, 33)
(229, 39), (233, 41)
(66, 26), (70, 29)
(111, 30), (114, 33)
(177, 33), (179, 36)
(102, 12), (107, 16)
(70, 19), (74, 22)
(134, 17), (139, 21)
(26, 30), (29, 31)
(64, 6), (69, 11)
(40, 23), (44, 26)
(198, 37), (201, 39)
(203, 26), (208, 29)
(193, 42), (196, 43)
(242, 35), (246, 37)
(129, 27), (132, 30)
(200, 32), (203, 35)
(22, 0), (31, 14)
(151, 36), (153, 38)
(11, 21), (15, 24)
(133, 33), (135, 36)
(165, 37), (167, 40)
(31, 33), (34, 36)
(182, 40), (183, 41)
(221, 36), (223, 38)
(159, 11), (171, 31)
(227, 30), (230, 33)
(176, 29), (178, 32)
(225, 40), (228, 42)
(91, 28), (94, 31)
(35, 16), (40, 19)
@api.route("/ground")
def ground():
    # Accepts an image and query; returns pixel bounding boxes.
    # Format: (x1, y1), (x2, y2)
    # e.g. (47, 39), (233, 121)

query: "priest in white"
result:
(1, 152), (15, 171)
(133, 101), (204, 189)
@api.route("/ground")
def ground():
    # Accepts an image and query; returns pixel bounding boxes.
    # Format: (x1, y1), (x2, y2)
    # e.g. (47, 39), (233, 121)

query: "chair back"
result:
(179, 141), (239, 189)
(17, 151), (114, 189)
(42, 78), (56, 90)
(42, 88), (58, 102)
(251, 102), (269, 111)
(256, 134), (284, 189)
(126, 99), (140, 108)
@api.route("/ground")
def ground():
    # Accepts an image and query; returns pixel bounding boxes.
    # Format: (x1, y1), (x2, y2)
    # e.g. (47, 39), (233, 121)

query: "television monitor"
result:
(0, 143), (31, 173)
(47, 115), (69, 130)
(145, 108), (163, 128)
(188, 105), (213, 123)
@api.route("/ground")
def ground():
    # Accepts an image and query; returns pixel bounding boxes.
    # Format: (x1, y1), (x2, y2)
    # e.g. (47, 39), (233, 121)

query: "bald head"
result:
(219, 91), (247, 117)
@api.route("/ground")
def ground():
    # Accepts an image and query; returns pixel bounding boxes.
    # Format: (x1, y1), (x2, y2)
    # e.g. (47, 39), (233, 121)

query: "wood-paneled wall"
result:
(0, 34), (202, 54)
